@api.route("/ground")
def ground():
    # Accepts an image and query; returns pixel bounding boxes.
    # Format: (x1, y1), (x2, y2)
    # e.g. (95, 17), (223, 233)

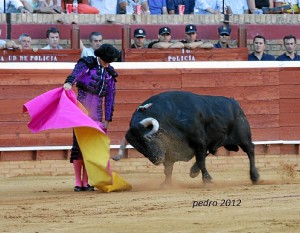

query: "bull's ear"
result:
(137, 103), (153, 111)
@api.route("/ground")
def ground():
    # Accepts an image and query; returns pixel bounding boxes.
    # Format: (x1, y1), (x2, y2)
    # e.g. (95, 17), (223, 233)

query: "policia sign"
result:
(0, 49), (80, 62)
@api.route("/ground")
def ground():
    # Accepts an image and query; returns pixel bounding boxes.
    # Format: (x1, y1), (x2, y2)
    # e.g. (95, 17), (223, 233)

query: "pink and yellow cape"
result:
(23, 87), (131, 192)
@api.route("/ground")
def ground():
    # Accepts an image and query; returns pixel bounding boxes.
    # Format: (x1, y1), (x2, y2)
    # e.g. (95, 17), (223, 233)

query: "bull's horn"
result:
(139, 117), (159, 138)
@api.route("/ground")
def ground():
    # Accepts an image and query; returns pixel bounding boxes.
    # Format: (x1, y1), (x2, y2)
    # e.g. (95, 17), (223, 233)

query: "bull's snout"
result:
(148, 155), (164, 165)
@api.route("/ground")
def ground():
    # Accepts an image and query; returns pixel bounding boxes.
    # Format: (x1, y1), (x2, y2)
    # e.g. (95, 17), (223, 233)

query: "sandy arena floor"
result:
(0, 165), (299, 233)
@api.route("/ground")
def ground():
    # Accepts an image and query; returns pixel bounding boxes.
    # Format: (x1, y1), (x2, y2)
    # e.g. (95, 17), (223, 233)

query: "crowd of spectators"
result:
(0, 25), (299, 61)
(0, 0), (62, 13)
(130, 24), (299, 61)
(0, 0), (300, 14)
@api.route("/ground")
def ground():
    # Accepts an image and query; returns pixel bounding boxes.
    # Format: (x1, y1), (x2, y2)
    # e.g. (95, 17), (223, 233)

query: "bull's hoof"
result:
(202, 173), (213, 183)
(190, 164), (201, 178)
(202, 178), (213, 183)
(250, 171), (260, 184)
(160, 180), (172, 189)
(190, 171), (200, 178)
(112, 154), (123, 161)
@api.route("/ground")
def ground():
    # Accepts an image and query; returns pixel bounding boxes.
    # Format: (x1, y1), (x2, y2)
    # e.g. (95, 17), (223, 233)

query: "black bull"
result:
(114, 91), (260, 185)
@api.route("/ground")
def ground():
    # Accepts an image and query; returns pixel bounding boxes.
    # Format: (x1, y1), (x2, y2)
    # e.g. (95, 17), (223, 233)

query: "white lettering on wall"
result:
(29, 56), (58, 62)
(0, 55), (59, 62)
(168, 55), (196, 62)
(167, 49), (195, 62)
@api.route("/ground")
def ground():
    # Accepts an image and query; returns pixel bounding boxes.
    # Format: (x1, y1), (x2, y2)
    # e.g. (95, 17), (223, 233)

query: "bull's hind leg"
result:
(240, 142), (260, 184)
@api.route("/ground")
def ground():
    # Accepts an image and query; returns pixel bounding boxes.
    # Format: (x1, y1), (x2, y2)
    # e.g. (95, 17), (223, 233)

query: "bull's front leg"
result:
(161, 161), (175, 187)
(195, 151), (213, 183)
(190, 162), (201, 178)
(190, 150), (212, 178)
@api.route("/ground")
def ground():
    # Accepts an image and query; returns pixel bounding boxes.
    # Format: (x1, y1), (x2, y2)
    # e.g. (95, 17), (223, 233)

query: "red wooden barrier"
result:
(124, 48), (248, 62)
(0, 62), (300, 160)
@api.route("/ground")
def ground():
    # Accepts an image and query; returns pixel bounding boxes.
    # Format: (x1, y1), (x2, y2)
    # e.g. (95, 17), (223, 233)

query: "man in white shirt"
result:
(42, 27), (63, 50)
(90, 0), (118, 14)
(225, 0), (249, 14)
(194, 0), (223, 14)
(0, 0), (31, 13)
(81, 32), (103, 57)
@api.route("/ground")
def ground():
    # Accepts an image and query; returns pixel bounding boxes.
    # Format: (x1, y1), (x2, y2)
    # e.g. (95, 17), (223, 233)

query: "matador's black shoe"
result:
(83, 184), (94, 191)
(74, 186), (83, 192)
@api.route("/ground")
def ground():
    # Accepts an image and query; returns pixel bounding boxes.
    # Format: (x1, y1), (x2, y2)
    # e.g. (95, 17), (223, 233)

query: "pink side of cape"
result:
(23, 87), (105, 134)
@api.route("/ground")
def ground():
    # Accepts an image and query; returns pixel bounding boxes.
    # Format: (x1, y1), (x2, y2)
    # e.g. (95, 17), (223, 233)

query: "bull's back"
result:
(130, 91), (244, 126)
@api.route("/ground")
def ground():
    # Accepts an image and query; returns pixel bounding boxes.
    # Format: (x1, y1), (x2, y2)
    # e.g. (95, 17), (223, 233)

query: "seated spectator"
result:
(0, 40), (22, 49)
(18, 33), (38, 51)
(274, 0), (299, 14)
(180, 24), (213, 49)
(148, 0), (168, 14)
(214, 25), (234, 48)
(90, 0), (118, 14)
(131, 28), (147, 49)
(118, 0), (150, 14)
(194, 0), (223, 14)
(47, 0), (59, 6)
(0, 29), (21, 50)
(81, 31), (103, 57)
(18, 33), (32, 50)
(20, 0), (34, 11)
(26, 0), (41, 11)
(42, 27), (63, 50)
(0, 30), (7, 49)
(1, 33), (5, 49)
(28, 0), (63, 13)
(0, 37), (5, 48)
(225, 0), (249, 14)
(0, 40), (21, 50)
(276, 35), (300, 61)
(78, 0), (99, 14)
(167, 0), (195, 14)
(248, 35), (275, 61)
(148, 27), (184, 49)
(248, 0), (274, 14)
(0, 36), (21, 50)
(0, 0), (31, 13)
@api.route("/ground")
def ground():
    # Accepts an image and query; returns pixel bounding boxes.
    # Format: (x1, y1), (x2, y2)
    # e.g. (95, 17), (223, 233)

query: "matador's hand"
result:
(63, 82), (72, 90)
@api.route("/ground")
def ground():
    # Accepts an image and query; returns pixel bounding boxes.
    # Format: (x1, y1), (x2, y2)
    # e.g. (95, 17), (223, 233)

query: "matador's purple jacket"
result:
(65, 56), (118, 122)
